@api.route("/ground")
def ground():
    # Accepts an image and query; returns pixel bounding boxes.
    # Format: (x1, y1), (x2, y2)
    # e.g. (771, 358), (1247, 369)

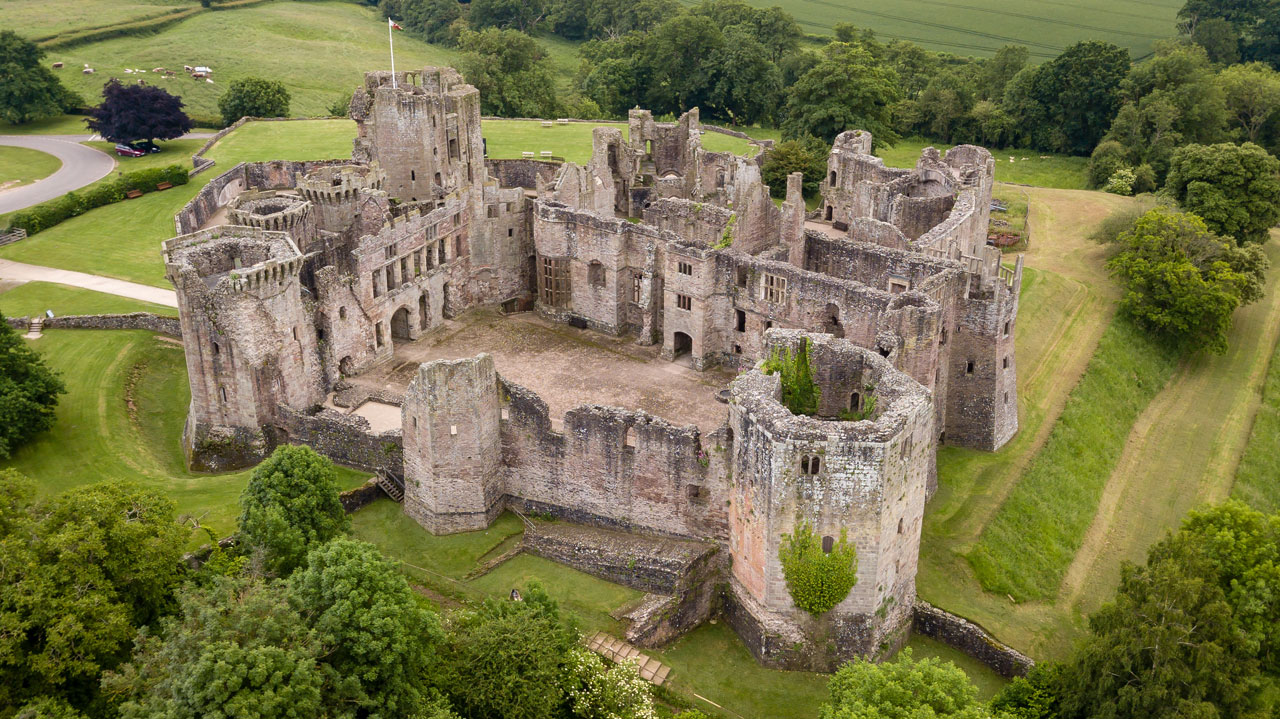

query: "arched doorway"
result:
(673, 332), (692, 359)
(391, 307), (411, 341)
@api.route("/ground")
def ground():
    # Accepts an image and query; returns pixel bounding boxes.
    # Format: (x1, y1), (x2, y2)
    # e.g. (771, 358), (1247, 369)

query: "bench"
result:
(156, 181), (173, 191)
(125, 190), (143, 199)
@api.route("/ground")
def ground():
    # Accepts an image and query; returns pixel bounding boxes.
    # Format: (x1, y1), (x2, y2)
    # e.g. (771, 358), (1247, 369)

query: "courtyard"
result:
(346, 307), (737, 436)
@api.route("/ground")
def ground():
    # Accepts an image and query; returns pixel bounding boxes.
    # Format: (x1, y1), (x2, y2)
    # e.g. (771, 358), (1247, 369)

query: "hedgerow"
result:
(9, 165), (189, 235)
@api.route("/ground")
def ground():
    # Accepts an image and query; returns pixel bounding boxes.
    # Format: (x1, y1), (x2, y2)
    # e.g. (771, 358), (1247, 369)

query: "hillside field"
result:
(724, 0), (1181, 59)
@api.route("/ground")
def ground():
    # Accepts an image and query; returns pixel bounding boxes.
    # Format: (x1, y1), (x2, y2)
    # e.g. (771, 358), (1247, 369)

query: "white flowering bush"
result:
(1104, 167), (1136, 196)
(565, 647), (657, 719)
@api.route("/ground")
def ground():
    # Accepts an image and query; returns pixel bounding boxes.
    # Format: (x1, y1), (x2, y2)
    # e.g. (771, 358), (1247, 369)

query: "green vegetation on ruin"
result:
(0, 280), (176, 316)
(0, 146), (62, 188)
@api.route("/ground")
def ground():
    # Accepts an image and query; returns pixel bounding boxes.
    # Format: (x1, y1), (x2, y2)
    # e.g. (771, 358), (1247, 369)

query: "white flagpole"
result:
(389, 19), (397, 89)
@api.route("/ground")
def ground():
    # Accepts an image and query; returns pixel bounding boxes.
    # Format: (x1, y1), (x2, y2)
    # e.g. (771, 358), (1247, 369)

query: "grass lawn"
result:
(0, 146), (62, 188)
(0, 115), (97, 136)
(482, 119), (757, 165)
(1234, 256), (1280, 513)
(0, 120), (358, 286)
(0, 329), (367, 544)
(903, 634), (1007, 700)
(85, 138), (205, 171)
(351, 498), (526, 581)
(0, 280), (176, 316)
(470, 553), (644, 635)
(42, 1), (462, 119)
(878, 138), (1088, 190)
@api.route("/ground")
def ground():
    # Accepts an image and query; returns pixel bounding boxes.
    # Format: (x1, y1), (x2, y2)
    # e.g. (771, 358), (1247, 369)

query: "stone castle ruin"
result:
(165, 66), (1022, 669)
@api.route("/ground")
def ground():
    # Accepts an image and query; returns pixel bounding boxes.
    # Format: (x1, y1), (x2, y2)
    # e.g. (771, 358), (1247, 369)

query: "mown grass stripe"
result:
(1232, 331), (1280, 513)
(966, 314), (1179, 601)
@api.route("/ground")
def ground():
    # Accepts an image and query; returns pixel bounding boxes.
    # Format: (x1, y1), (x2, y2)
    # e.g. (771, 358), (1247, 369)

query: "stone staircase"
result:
(585, 632), (671, 686)
(24, 317), (43, 339)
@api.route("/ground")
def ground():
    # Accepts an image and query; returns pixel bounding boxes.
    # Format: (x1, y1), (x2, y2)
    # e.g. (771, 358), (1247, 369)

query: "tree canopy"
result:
(821, 649), (996, 719)
(457, 28), (559, 119)
(1164, 141), (1280, 243)
(1105, 207), (1268, 354)
(781, 42), (900, 146)
(217, 77), (291, 126)
(0, 31), (80, 125)
(86, 79), (193, 144)
(0, 314), (65, 459)
(237, 444), (349, 575)
(762, 135), (828, 198)
(0, 474), (185, 712)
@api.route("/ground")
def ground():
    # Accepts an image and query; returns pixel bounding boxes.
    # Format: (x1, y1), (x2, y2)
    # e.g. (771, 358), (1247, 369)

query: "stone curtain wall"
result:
(276, 405), (403, 476)
(912, 601), (1034, 677)
(484, 159), (560, 189)
(5, 313), (181, 336)
(500, 378), (732, 541)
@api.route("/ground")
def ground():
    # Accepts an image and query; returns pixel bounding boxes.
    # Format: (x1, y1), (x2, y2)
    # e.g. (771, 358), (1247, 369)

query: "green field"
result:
(878, 138), (1089, 189)
(1234, 311), (1280, 512)
(724, 0), (1180, 59)
(0, 146), (62, 189)
(0, 0), (195, 41)
(0, 328), (367, 542)
(34, 1), (461, 119)
(0, 280), (176, 316)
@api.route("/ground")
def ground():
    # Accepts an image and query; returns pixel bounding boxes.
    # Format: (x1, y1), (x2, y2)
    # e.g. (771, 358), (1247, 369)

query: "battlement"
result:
(295, 162), (386, 202)
(227, 191), (313, 233)
(163, 226), (303, 293)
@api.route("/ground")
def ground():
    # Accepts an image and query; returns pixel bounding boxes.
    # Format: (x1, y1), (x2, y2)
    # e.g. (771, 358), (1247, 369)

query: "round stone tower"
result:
(163, 226), (325, 471)
(725, 329), (935, 670)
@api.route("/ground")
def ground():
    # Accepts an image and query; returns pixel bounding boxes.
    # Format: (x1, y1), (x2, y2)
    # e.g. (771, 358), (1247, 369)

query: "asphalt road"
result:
(0, 131), (217, 215)
(0, 135), (116, 214)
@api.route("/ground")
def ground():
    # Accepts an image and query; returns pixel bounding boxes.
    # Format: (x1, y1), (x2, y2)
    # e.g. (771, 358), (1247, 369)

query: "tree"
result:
(217, 77), (290, 126)
(564, 646), (657, 719)
(437, 582), (579, 719)
(990, 663), (1066, 719)
(288, 537), (444, 717)
(0, 314), (65, 459)
(1191, 17), (1241, 64)
(977, 45), (1029, 102)
(821, 649), (996, 719)
(1058, 540), (1263, 719)
(1164, 142), (1280, 243)
(12, 697), (88, 719)
(237, 444), (349, 575)
(1106, 207), (1268, 353)
(0, 475), (186, 711)
(1220, 62), (1280, 143)
(469, 0), (548, 32)
(103, 578), (325, 719)
(0, 31), (81, 125)
(762, 136), (828, 199)
(1043, 41), (1131, 155)
(782, 42), (901, 147)
(458, 28), (559, 118)
(706, 26), (783, 125)
(777, 520), (858, 615)
(86, 79), (192, 145)
(387, 0), (464, 45)
(640, 14), (725, 116)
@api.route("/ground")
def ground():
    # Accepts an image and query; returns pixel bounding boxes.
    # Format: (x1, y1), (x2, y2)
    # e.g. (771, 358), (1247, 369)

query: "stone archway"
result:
(673, 331), (692, 358)
(391, 307), (411, 341)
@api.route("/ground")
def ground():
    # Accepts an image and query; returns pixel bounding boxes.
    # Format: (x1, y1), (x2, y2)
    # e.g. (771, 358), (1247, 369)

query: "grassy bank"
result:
(0, 329), (366, 541)
(1234, 335), (1280, 512)
(967, 315), (1180, 601)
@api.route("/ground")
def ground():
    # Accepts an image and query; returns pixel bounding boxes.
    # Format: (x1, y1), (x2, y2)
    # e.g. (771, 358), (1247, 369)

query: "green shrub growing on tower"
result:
(778, 520), (858, 615)
(761, 338), (820, 416)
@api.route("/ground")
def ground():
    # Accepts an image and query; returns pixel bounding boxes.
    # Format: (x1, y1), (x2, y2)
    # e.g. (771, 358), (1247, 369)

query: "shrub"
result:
(218, 77), (291, 126)
(1103, 167), (1135, 195)
(778, 520), (858, 615)
(9, 165), (189, 235)
(238, 444), (349, 575)
(1086, 139), (1130, 188)
(761, 338), (820, 416)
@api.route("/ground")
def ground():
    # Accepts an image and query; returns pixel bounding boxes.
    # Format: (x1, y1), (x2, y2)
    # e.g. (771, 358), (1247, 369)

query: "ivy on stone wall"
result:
(761, 339), (820, 416)
(778, 520), (858, 615)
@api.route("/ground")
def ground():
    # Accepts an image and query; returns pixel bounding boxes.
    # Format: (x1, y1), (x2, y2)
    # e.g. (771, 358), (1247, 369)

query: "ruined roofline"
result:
(731, 329), (932, 444)
(803, 227), (964, 276)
